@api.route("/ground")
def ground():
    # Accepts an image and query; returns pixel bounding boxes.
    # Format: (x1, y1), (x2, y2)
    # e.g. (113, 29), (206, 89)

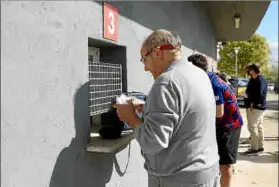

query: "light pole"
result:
(233, 47), (240, 78)
(233, 47), (240, 96)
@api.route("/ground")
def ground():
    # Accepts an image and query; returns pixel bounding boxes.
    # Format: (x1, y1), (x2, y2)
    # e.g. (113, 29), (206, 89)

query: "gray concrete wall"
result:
(1, 1), (217, 187)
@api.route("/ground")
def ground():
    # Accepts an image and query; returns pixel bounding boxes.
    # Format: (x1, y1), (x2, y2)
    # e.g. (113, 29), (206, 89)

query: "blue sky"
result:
(256, 1), (278, 62)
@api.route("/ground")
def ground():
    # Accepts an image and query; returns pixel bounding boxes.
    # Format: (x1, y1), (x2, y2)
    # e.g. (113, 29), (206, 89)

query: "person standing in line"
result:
(114, 29), (219, 187)
(241, 65), (253, 144)
(188, 54), (243, 187)
(243, 63), (268, 155)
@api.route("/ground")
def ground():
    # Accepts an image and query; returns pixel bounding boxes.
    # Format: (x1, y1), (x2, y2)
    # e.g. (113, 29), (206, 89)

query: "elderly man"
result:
(114, 30), (219, 187)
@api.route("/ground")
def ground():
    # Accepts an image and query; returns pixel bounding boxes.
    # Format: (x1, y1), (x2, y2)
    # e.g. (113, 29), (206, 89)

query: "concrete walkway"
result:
(232, 99), (278, 187)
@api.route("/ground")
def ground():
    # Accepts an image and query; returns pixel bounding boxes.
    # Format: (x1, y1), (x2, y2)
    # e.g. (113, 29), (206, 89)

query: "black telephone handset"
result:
(99, 97), (125, 139)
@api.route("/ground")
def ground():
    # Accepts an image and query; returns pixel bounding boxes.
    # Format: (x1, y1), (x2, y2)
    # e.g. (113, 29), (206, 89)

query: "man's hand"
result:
(113, 99), (143, 129)
(131, 97), (145, 113)
(250, 103), (254, 112)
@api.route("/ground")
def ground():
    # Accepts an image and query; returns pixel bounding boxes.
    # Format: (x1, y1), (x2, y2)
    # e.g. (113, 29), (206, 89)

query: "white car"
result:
(268, 83), (275, 91)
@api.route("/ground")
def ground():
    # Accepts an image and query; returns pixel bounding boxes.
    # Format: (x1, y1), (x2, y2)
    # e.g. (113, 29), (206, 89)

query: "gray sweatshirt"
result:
(134, 59), (219, 184)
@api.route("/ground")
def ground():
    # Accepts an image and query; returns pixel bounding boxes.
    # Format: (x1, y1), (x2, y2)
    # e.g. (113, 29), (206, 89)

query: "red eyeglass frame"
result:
(140, 44), (178, 63)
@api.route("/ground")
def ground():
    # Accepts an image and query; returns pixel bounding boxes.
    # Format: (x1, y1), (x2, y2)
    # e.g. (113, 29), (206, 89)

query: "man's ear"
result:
(153, 48), (163, 59)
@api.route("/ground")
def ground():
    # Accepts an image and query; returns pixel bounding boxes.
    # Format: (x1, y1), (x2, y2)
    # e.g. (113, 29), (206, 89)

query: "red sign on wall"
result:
(103, 2), (118, 41)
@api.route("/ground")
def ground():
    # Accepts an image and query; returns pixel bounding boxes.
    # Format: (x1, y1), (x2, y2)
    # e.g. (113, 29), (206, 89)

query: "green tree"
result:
(218, 33), (270, 78)
(265, 63), (278, 82)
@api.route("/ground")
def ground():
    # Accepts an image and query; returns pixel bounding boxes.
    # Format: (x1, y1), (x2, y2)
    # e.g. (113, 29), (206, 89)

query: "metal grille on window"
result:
(89, 61), (122, 116)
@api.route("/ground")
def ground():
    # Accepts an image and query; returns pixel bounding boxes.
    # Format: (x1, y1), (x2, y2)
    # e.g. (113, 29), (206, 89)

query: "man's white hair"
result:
(143, 29), (182, 52)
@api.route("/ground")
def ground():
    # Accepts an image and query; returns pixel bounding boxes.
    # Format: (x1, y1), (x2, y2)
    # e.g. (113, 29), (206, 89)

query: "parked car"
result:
(237, 78), (249, 97)
(230, 78), (249, 106)
(228, 77), (248, 98)
(268, 83), (275, 91)
(238, 78), (249, 85)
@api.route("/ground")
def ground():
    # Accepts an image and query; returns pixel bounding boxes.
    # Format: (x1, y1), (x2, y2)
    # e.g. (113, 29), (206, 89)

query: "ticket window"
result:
(87, 39), (133, 153)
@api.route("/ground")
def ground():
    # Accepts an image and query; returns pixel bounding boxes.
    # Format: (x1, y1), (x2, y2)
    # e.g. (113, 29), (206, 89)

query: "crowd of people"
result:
(113, 29), (268, 187)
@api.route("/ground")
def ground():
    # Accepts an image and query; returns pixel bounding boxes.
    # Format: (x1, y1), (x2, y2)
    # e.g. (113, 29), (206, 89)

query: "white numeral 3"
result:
(108, 11), (115, 34)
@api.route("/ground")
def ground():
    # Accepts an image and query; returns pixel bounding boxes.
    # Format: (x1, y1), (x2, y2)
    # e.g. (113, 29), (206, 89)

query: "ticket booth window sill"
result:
(86, 130), (134, 153)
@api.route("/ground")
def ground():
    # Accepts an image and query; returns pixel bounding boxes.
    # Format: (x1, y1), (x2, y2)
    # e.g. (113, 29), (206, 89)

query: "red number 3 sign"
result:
(103, 2), (118, 41)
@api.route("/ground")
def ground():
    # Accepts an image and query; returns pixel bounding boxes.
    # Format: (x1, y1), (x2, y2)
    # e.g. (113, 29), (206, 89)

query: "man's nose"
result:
(144, 64), (149, 72)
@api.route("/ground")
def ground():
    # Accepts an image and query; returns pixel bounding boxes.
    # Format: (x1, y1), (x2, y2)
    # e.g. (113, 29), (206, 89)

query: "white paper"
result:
(116, 94), (143, 119)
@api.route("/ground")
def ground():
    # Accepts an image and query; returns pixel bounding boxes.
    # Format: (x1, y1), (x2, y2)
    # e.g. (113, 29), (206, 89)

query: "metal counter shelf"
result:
(86, 130), (134, 153)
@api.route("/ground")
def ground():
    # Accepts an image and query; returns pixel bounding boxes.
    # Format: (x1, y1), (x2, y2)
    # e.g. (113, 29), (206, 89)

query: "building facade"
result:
(1, 1), (269, 187)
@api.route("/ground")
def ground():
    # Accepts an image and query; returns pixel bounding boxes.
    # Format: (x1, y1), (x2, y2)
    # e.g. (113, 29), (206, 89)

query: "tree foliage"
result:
(265, 64), (278, 82)
(217, 33), (270, 78)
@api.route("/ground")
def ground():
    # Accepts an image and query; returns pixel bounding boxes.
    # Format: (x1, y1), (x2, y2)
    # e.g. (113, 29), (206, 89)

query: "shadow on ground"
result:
(239, 137), (279, 143)
(238, 137), (279, 149)
(266, 101), (279, 111)
(237, 151), (279, 164)
(237, 137), (279, 164)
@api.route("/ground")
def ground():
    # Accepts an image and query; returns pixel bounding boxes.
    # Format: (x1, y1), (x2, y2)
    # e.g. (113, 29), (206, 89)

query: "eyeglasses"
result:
(140, 44), (178, 63)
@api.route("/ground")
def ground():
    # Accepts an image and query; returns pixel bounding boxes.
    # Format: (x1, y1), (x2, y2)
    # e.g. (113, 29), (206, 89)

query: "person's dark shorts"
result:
(216, 127), (241, 165)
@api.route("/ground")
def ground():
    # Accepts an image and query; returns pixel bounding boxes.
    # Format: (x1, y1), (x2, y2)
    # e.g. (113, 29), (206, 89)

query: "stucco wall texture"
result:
(1, 1), (217, 187)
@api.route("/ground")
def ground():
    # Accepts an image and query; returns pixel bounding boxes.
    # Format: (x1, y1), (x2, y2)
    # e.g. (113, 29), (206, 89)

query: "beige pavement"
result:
(232, 93), (278, 187)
